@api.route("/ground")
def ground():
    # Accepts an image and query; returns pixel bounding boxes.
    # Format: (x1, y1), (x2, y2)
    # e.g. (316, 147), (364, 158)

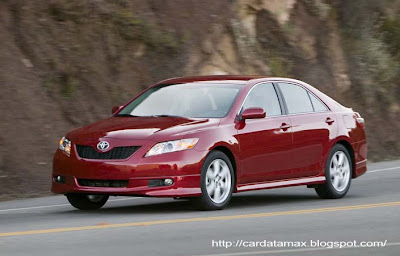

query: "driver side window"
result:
(243, 83), (282, 116)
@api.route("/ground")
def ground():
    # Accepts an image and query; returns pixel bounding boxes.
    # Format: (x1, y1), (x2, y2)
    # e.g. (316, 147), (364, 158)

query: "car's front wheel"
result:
(193, 151), (234, 210)
(315, 144), (352, 199)
(66, 194), (109, 210)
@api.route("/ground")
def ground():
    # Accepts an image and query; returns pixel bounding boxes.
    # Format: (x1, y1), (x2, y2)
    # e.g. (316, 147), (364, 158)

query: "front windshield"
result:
(117, 83), (243, 118)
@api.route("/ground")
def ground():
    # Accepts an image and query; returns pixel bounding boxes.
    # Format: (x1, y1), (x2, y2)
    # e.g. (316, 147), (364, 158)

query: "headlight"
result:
(59, 137), (71, 156)
(145, 138), (199, 157)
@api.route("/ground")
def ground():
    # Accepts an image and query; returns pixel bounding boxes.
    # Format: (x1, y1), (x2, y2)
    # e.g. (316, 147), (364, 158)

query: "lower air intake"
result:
(78, 179), (129, 188)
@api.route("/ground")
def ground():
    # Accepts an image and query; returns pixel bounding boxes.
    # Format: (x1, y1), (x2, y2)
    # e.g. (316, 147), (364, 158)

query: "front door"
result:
(236, 82), (293, 184)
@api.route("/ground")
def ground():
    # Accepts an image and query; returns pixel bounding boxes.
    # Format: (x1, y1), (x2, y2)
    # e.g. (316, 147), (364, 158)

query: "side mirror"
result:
(241, 107), (266, 120)
(112, 105), (122, 114)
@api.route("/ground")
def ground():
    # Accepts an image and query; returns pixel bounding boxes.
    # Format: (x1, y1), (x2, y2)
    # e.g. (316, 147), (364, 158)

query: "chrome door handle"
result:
(325, 118), (335, 125)
(280, 123), (291, 130)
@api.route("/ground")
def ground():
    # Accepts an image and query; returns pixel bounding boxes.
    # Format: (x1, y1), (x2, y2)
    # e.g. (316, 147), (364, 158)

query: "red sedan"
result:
(52, 76), (367, 210)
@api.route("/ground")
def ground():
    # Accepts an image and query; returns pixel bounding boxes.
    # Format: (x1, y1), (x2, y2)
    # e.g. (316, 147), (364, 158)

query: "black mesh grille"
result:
(78, 179), (129, 187)
(76, 145), (140, 160)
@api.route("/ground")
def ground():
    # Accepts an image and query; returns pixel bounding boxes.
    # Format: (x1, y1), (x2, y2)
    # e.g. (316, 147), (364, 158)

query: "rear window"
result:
(309, 93), (328, 112)
(278, 83), (314, 114)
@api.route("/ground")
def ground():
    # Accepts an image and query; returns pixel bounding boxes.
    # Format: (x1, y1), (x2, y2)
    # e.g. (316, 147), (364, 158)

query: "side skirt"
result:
(236, 176), (326, 192)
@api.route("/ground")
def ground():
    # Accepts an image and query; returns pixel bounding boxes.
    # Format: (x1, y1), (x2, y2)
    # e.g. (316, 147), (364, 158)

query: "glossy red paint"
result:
(236, 115), (293, 183)
(52, 76), (367, 197)
(241, 107), (266, 119)
(111, 105), (122, 114)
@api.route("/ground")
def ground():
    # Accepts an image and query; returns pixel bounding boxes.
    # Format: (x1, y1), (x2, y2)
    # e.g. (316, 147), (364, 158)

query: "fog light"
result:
(54, 175), (65, 184)
(148, 178), (174, 187)
(164, 178), (174, 186)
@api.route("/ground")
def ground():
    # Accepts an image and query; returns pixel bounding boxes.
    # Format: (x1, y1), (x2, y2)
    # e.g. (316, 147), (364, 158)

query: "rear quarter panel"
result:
(333, 110), (367, 177)
(277, 78), (367, 178)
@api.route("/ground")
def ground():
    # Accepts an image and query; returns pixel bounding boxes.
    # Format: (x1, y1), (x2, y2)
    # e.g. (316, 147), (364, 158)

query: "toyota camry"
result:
(52, 75), (367, 210)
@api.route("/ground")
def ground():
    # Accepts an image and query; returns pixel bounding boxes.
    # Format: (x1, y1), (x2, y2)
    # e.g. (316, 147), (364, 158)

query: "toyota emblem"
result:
(97, 141), (110, 151)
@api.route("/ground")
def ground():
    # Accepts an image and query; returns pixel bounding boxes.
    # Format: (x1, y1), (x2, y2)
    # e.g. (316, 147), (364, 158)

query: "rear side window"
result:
(278, 83), (313, 114)
(309, 93), (328, 112)
(242, 83), (282, 116)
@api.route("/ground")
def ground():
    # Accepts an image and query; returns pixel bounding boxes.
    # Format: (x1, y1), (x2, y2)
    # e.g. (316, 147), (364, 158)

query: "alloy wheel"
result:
(205, 159), (232, 204)
(330, 151), (350, 192)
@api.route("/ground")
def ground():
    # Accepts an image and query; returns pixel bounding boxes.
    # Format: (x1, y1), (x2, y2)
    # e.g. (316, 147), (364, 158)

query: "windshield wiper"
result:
(115, 114), (185, 118)
(151, 114), (185, 118)
(114, 114), (139, 117)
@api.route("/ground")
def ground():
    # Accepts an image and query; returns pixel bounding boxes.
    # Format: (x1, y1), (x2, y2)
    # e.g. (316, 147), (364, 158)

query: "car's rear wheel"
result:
(192, 151), (234, 210)
(66, 194), (109, 210)
(315, 144), (352, 199)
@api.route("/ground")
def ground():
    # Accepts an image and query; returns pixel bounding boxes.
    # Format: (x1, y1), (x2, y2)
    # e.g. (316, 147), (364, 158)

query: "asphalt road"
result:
(1, 160), (399, 256)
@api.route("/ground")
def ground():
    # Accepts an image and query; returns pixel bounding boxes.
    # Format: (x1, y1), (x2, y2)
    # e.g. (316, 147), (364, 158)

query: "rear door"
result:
(236, 82), (293, 183)
(277, 82), (337, 178)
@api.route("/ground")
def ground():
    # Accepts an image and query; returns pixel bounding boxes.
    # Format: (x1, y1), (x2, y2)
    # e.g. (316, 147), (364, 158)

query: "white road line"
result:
(0, 203), (70, 212)
(0, 197), (142, 213)
(368, 166), (400, 173)
(194, 242), (400, 256)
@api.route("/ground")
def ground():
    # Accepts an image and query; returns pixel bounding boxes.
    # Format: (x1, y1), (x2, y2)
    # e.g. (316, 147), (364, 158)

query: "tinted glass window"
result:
(242, 83), (282, 116)
(309, 93), (328, 112)
(117, 83), (242, 118)
(279, 83), (313, 114)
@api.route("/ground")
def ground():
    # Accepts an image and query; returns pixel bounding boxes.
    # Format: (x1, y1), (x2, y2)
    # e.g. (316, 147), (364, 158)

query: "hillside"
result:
(1, 0), (399, 200)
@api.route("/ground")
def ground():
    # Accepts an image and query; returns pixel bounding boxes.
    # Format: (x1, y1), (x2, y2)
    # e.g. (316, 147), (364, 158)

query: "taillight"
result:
(354, 112), (365, 127)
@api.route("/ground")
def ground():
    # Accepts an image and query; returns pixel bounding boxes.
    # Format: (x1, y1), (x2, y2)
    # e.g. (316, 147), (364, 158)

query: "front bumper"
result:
(51, 174), (201, 197)
(52, 141), (207, 197)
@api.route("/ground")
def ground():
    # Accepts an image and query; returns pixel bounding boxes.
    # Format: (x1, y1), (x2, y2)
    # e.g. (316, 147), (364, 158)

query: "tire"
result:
(315, 144), (352, 199)
(66, 194), (109, 210)
(192, 151), (234, 210)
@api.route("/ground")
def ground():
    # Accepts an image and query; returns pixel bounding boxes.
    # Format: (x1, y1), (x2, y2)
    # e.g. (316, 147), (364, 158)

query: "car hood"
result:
(67, 116), (220, 142)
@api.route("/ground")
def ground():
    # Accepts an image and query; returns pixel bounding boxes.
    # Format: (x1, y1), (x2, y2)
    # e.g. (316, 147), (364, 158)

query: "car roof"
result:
(155, 75), (343, 112)
(157, 75), (270, 85)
